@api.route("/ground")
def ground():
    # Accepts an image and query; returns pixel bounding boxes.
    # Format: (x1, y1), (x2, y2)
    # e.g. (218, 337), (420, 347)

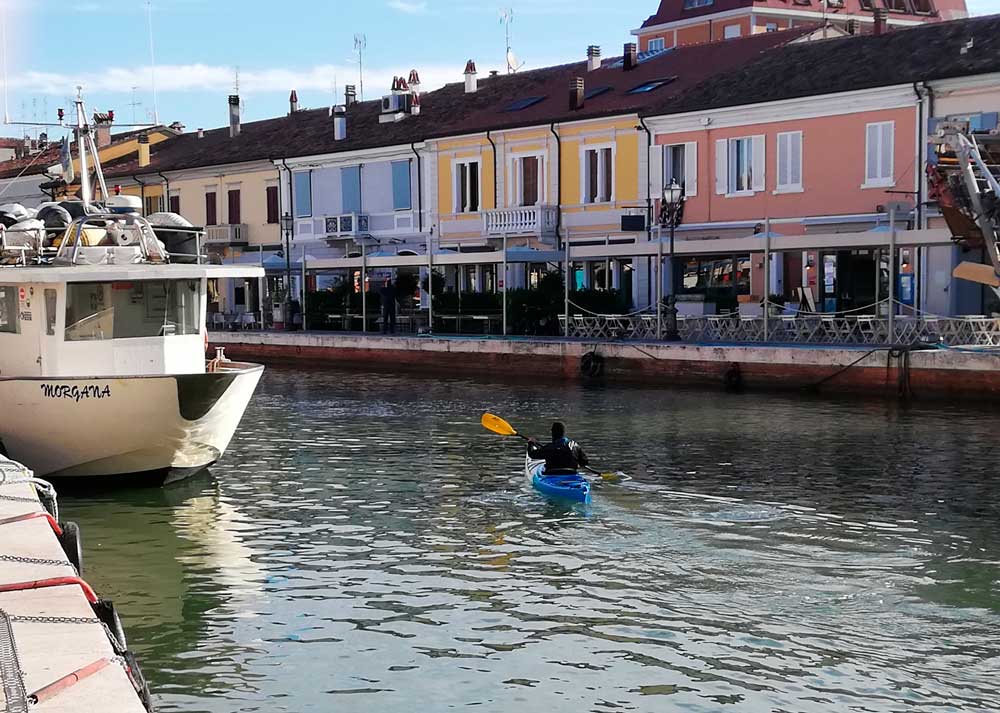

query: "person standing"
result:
(379, 278), (398, 334)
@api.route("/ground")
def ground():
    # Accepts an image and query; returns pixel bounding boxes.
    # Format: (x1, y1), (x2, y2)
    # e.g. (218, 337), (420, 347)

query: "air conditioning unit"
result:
(324, 213), (370, 236)
(381, 94), (410, 114)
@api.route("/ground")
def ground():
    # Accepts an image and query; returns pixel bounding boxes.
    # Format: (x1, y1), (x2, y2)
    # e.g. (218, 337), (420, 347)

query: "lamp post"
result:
(658, 180), (685, 341)
(280, 212), (294, 331)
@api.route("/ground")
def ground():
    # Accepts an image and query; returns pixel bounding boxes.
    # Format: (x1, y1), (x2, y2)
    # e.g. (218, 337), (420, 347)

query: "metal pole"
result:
(888, 206), (896, 344)
(427, 234), (434, 334)
(301, 245), (307, 332)
(361, 241), (367, 333)
(258, 244), (265, 327)
(763, 217), (771, 342)
(563, 246), (570, 336)
(656, 226), (663, 340)
(502, 234), (508, 336)
(284, 225), (292, 331)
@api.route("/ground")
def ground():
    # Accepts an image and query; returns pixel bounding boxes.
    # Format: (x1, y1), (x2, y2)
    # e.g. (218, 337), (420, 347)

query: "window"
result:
(266, 186), (279, 224)
(585, 86), (612, 100)
(656, 142), (697, 198)
(911, 0), (934, 13)
(664, 144), (686, 192)
(723, 24), (741, 39)
(144, 195), (163, 216)
(715, 136), (764, 195)
(341, 166), (361, 214)
(682, 0), (713, 7)
(511, 155), (542, 206)
(865, 121), (894, 187)
(293, 171), (312, 218)
(765, 22), (779, 32)
(227, 189), (241, 224)
(883, 0), (909, 10)
(776, 131), (803, 192)
(205, 192), (217, 226)
(647, 38), (666, 52)
(583, 147), (613, 203)
(392, 160), (412, 211)
(45, 289), (56, 336)
(454, 160), (480, 213)
(0, 286), (18, 334)
(627, 77), (676, 94)
(64, 280), (201, 341)
(168, 195), (180, 214)
(503, 96), (545, 112)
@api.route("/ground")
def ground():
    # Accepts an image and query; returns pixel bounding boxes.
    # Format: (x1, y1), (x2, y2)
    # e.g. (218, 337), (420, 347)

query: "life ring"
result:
(57, 520), (83, 573)
(92, 598), (128, 652)
(580, 351), (605, 379)
(723, 362), (743, 391)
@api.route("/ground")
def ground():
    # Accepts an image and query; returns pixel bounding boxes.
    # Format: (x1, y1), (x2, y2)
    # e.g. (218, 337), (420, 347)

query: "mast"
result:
(75, 88), (92, 209)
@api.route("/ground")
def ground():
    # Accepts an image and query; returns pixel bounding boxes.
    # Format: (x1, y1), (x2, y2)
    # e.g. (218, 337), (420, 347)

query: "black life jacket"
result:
(542, 437), (579, 474)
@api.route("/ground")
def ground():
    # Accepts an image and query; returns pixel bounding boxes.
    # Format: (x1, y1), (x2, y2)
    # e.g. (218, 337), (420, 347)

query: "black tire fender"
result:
(93, 599), (128, 652)
(723, 362), (743, 391)
(57, 520), (83, 574)
(580, 351), (605, 379)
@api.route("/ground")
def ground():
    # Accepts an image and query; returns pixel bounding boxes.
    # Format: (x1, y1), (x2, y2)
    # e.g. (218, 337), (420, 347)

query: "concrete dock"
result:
(0, 458), (147, 712)
(212, 331), (1000, 400)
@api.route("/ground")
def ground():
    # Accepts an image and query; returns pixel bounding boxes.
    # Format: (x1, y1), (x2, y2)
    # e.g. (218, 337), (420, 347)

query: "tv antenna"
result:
(354, 33), (367, 102)
(500, 8), (523, 74)
(146, 0), (159, 124)
(128, 87), (143, 124)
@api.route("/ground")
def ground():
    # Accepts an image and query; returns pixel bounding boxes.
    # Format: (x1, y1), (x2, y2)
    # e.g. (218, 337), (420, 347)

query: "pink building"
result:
(634, 0), (968, 51)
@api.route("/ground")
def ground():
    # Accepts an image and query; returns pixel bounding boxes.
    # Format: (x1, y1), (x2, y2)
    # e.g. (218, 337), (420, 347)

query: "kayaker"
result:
(527, 421), (589, 474)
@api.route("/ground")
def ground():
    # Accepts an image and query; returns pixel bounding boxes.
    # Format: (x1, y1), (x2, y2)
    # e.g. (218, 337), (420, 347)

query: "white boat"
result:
(0, 92), (263, 484)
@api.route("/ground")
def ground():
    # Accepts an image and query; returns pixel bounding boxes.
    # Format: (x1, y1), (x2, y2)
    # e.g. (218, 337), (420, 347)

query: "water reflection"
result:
(62, 367), (1000, 712)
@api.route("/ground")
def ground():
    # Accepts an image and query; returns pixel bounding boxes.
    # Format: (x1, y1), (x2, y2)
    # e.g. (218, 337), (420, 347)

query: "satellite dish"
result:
(506, 49), (524, 73)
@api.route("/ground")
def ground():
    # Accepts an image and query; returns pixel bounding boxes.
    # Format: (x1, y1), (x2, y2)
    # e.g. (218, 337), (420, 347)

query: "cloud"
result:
(388, 0), (427, 13)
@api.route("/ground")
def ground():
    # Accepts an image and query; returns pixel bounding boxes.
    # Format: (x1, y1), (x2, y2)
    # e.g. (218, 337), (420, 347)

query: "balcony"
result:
(483, 205), (558, 241)
(204, 224), (249, 245)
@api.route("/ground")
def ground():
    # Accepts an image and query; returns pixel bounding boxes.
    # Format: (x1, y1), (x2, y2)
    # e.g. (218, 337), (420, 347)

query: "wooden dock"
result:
(0, 457), (148, 712)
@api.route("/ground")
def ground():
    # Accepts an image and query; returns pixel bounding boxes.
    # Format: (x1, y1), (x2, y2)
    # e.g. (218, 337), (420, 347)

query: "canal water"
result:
(63, 367), (999, 712)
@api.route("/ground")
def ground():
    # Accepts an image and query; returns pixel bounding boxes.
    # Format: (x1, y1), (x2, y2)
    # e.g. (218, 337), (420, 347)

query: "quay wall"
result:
(211, 332), (1000, 399)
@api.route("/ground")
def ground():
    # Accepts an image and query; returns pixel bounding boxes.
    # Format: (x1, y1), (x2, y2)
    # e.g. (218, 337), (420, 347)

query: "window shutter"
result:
(865, 123), (879, 182)
(790, 132), (802, 187)
(777, 133), (789, 188)
(715, 139), (728, 195)
(649, 144), (663, 199)
(684, 142), (698, 197)
(751, 135), (766, 192)
(880, 122), (893, 182)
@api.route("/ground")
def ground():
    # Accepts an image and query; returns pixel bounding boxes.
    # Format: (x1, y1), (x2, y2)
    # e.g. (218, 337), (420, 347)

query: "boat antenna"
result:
(353, 33), (366, 102)
(76, 88), (92, 210)
(146, 0), (159, 125)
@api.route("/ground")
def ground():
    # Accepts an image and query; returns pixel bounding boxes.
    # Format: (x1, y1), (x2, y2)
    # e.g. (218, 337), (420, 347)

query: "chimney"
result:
(228, 95), (241, 137)
(138, 133), (150, 168)
(93, 110), (114, 148)
(587, 45), (601, 72)
(623, 43), (638, 71)
(846, 18), (859, 35)
(197, 128), (204, 139)
(289, 89), (299, 114)
(489, 70), (500, 78)
(168, 121), (185, 133)
(464, 60), (478, 93)
(332, 105), (347, 141)
(408, 69), (421, 95)
(345, 85), (357, 106)
(38, 132), (48, 150)
(873, 8), (887, 36)
(569, 77), (585, 111)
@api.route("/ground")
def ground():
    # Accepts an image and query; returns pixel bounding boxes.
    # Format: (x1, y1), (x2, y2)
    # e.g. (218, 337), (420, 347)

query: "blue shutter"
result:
(341, 166), (361, 213)
(293, 171), (312, 218)
(392, 160), (412, 210)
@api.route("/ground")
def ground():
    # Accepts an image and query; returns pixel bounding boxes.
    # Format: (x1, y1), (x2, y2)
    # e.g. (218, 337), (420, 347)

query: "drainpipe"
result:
(280, 158), (294, 323)
(132, 174), (147, 214)
(638, 117), (653, 243)
(486, 130), (499, 210)
(157, 171), (170, 211)
(549, 122), (562, 251)
(411, 142), (423, 233)
(912, 82), (926, 230)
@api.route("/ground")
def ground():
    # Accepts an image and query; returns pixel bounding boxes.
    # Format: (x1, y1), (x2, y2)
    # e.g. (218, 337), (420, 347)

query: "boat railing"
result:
(54, 213), (170, 266)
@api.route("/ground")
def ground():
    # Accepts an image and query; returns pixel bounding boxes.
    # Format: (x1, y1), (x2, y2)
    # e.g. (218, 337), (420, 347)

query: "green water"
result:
(62, 367), (1000, 712)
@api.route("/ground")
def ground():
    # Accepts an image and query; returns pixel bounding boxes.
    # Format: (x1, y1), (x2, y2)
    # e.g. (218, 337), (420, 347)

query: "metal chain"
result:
(0, 554), (74, 570)
(0, 495), (37, 504)
(9, 615), (100, 626)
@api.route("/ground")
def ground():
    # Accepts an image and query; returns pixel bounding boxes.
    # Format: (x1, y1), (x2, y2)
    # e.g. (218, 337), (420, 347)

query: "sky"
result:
(2, 0), (1000, 137)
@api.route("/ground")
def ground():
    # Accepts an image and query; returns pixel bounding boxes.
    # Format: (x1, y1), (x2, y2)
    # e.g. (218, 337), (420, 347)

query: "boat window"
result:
(65, 280), (201, 341)
(45, 289), (57, 336)
(0, 286), (18, 334)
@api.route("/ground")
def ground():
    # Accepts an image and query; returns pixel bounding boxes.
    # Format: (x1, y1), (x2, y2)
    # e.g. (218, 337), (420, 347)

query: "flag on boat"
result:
(60, 136), (75, 183)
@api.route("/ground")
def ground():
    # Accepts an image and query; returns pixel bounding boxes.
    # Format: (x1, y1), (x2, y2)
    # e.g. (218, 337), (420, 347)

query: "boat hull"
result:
(525, 456), (591, 504)
(0, 363), (263, 482)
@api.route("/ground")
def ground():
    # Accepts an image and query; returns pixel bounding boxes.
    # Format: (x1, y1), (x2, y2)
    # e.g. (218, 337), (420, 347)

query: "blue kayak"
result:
(525, 456), (591, 504)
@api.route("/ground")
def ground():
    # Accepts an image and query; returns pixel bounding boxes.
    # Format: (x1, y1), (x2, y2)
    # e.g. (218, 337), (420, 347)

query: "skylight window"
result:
(626, 77), (677, 95)
(585, 86), (612, 100)
(503, 96), (545, 112)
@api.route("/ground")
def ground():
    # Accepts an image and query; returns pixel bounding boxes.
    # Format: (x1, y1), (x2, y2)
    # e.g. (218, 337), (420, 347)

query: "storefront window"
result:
(65, 280), (201, 341)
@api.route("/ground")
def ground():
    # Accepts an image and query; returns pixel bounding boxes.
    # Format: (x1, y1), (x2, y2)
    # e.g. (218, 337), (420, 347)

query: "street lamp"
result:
(658, 180), (685, 341)
(280, 212), (294, 331)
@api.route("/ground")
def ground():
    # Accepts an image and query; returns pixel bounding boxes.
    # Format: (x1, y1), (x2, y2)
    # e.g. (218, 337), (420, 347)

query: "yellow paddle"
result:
(480, 413), (624, 482)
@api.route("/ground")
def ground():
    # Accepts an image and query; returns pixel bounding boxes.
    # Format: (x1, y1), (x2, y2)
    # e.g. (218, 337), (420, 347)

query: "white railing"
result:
(205, 224), (248, 244)
(484, 204), (558, 238)
(559, 313), (1000, 347)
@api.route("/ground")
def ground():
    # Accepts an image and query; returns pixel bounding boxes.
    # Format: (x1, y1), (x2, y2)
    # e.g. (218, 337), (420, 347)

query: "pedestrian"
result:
(379, 278), (397, 334)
